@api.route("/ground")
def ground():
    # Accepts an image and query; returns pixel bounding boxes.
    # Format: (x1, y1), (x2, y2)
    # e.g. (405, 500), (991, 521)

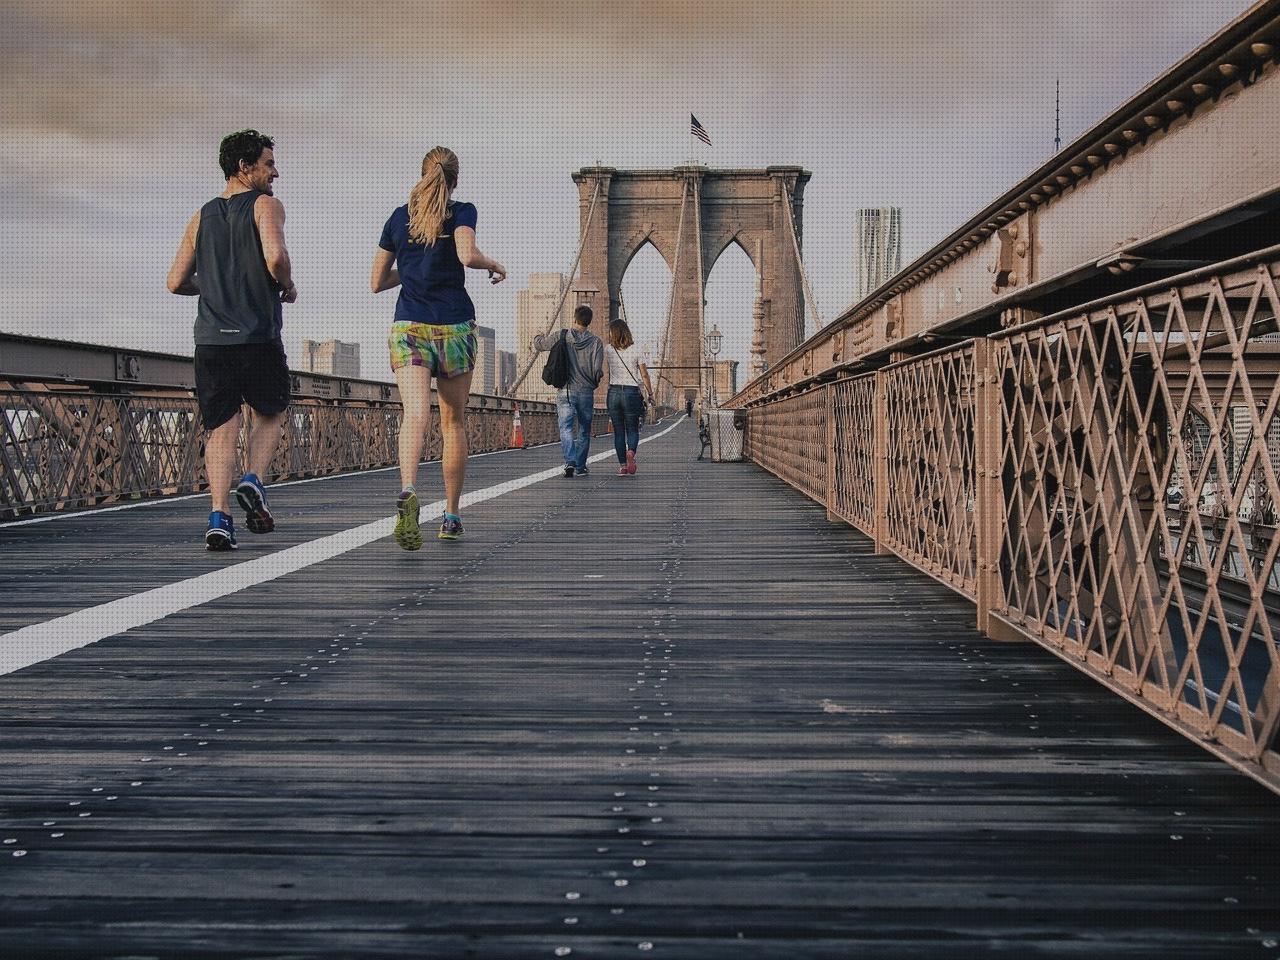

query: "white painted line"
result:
(0, 417), (685, 676)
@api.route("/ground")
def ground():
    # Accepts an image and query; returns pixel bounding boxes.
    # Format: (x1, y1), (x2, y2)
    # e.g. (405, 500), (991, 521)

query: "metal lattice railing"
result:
(0, 385), (559, 519)
(881, 344), (980, 598)
(742, 251), (1280, 792)
(994, 260), (1280, 766)
(829, 374), (877, 536)
(743, 386), (828, 503)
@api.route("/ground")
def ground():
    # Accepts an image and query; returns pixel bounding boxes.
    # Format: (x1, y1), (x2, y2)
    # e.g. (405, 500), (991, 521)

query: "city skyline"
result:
(0, 0), (1253, 383)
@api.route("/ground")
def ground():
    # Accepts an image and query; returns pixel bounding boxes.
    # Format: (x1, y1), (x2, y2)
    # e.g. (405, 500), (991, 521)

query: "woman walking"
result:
(605, 317), (655, 476)
(370, 146), (506, 550)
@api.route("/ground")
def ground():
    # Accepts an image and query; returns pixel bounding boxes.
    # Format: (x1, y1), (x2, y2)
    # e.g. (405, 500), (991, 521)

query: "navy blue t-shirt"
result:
(378, 200), (478, 325)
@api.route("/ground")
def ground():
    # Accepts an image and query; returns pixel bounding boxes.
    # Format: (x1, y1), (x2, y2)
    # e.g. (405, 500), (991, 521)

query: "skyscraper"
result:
(515, 272), (569, 403)
(854, 207), (902, 303)
(301, 339), (361, 378)
(496, 350), (517, 397)
(473, 325), (497, 395)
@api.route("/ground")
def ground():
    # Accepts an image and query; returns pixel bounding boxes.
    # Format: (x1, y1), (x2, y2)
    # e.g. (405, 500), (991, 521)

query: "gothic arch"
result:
(705, 231), (761, 280)
(572, 165), (811, 403)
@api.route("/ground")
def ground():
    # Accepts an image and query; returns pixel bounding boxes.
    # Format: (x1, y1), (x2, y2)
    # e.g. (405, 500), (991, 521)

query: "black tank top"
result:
(194, 190), (283, 345)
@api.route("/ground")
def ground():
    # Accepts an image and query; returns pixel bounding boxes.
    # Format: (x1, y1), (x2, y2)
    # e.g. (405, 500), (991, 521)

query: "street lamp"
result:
(704, 324), (723, 358)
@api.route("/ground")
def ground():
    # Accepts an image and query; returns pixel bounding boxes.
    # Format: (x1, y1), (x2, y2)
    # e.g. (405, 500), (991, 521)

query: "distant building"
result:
(301, 339), (360, 378)
(496, 349), (517, 397)
(473, 325), (497, 395)
(854, 207), (902, 302)
(515, 272), (569, 403)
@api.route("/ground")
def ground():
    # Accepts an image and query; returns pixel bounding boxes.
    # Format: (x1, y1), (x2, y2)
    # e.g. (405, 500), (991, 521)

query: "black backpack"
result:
(541, 330), (571, 388)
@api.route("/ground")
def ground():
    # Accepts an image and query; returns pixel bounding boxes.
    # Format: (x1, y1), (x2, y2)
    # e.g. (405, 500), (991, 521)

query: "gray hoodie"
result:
(561, 328), (604, 394)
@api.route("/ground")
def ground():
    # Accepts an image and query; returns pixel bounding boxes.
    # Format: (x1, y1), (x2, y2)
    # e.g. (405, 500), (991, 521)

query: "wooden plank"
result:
(0, 420), (1278, 957)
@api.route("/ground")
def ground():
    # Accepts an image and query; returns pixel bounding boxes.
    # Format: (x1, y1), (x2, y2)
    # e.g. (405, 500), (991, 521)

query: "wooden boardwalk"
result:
(1, 419), (1278, 959)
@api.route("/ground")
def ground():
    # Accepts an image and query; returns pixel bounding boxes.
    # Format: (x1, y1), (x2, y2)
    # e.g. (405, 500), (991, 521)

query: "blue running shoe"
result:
(233, 473), (274, 534)
(205, 511), (238, 551)
(438, 513), (464, 540)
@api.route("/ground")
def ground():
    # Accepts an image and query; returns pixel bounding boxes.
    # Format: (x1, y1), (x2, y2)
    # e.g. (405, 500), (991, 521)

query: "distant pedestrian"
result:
(605, 318), (654, 476)
(697, 416), (713, 460)
(370, 145), (506, 550)
(685, 399), (694, 418)
(166, 129), (296, 551)
(543, 305), (604, 477)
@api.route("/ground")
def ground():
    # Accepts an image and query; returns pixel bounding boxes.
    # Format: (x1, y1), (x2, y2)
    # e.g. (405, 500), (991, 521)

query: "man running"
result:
(166, 129), (296, 550)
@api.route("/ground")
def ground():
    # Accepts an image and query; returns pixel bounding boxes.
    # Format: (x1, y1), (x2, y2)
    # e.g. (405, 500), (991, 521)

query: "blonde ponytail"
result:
(407, 146), (459, 246)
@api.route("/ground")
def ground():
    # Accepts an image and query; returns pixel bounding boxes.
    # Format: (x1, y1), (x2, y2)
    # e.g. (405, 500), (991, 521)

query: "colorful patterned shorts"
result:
(388, 321), (477, 378)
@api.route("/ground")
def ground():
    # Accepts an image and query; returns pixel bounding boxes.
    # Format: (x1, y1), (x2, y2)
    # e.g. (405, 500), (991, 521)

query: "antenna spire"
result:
(1054, 77), (1061, 154)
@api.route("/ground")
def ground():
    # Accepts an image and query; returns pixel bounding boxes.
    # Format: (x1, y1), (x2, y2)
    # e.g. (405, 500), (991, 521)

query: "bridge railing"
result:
(744, 248), (1280, 791)
(0, 380), (563, 520)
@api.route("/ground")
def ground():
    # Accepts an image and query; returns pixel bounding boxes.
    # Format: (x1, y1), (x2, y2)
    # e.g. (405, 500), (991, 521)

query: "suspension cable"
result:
(782, 189), (824, 337)
(653, 179), (689, 402)
(693, 177), (711, 408)
(509, 178), (603, 398)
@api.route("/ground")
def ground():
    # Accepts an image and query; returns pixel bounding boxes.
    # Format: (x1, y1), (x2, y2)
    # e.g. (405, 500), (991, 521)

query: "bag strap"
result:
(611, 344), (642, 388)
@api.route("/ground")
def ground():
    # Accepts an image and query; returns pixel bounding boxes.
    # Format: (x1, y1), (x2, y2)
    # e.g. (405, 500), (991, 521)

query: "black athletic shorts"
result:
(194, 339), (291, 430)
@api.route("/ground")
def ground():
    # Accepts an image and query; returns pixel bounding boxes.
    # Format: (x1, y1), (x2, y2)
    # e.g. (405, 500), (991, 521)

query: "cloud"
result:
(0, 0), (1258, 375)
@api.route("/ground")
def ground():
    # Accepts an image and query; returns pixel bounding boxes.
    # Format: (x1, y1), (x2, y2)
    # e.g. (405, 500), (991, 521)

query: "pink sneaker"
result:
(625, 450), (637, 475)
(618, 467), (629, 476)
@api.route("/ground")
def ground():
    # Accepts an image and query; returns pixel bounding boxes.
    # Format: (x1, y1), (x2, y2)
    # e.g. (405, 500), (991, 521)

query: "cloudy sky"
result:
(0, 0), (1254, 382)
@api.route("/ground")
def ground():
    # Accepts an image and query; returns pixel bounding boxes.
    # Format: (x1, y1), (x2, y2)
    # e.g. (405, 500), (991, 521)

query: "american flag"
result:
(690, 114), (711, 146)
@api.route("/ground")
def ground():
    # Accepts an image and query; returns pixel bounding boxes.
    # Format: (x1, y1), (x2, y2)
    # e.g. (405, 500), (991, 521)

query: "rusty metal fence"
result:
(745, 250), (1280, 791)
(1, 383), (560, 520)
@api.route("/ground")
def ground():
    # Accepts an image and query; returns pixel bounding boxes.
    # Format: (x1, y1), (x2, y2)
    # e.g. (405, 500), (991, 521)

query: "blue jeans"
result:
(557, 389), (595, 470)
(608, 385), (643, 463)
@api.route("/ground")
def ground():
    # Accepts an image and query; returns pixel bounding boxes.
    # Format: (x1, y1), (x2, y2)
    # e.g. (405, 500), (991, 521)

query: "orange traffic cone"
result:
(511, 404), (525, 449)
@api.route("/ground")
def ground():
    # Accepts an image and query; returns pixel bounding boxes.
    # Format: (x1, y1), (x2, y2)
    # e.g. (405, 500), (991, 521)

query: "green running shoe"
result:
(394, 490), (421, 551)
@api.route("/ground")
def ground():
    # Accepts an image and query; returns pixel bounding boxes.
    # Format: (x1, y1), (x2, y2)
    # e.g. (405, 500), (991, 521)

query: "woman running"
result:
(604, 317), (655, 475)
(371, 146), (506, 550)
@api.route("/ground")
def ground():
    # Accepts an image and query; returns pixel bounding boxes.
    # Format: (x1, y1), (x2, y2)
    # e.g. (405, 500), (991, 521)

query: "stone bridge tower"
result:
(570, 165), (811, 405)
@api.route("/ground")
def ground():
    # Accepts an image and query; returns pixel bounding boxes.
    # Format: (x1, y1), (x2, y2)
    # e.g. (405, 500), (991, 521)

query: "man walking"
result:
(552, 305), (603, 477)
(166, 129), (296, 550)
